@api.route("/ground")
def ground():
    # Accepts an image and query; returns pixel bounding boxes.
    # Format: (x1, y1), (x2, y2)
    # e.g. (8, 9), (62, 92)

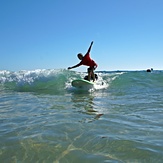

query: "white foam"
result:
(94, 82), (108, 90)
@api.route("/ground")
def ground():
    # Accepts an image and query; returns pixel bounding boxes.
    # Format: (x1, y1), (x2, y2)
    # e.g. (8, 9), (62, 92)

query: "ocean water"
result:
(0, 69), (163, 163)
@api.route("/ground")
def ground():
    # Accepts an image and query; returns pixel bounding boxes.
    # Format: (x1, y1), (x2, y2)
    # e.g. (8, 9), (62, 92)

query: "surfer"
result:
(68, 41), (98, 81)
(147, 68), (153, 72)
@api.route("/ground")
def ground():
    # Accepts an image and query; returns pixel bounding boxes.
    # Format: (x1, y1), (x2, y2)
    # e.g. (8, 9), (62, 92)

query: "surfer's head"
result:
(77, 53), (83, 60)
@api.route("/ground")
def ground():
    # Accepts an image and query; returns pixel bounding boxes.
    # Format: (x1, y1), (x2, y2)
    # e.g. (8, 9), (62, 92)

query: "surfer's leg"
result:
(87, 68), (91, 81)
(92, 71), (95, 82)
(88, 67), (95, 82)
(88, 72), (91, 81)
(92, 66), (97, 82)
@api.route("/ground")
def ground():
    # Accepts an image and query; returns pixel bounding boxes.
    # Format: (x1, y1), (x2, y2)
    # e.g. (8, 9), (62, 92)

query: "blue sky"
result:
(0, 0), (163, 71)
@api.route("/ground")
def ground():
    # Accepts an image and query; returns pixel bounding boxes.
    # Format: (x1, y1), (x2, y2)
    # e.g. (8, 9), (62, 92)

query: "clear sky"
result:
(0, 0), (163, 71)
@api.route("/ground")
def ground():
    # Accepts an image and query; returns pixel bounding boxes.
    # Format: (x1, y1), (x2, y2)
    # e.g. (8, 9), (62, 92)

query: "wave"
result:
(0, 69), (163, 94)
(0, 69), (112, 93)
(0, 69), (73, 93)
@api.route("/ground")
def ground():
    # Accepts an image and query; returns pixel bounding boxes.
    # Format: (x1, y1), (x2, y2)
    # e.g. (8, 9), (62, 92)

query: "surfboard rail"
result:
(72, 79), (94, 89)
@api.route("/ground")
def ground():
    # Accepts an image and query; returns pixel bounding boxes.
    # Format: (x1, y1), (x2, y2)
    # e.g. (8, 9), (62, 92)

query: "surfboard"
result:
(72, 79), (95, 89)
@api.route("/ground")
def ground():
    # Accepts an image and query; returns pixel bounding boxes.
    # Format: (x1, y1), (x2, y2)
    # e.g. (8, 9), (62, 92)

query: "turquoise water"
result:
(0, 69), (163, 163)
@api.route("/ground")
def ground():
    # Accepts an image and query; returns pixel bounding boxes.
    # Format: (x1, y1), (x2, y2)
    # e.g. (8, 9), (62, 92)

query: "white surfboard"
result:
(72, 79), (95, 89)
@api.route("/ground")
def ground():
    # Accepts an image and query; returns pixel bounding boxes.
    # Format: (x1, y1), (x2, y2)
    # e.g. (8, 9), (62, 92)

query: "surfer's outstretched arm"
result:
(87, 41), (93, 54)
(68, 63), (80, 70)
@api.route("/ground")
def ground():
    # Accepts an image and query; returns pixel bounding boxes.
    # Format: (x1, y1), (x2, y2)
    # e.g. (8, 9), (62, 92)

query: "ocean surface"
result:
(0, 69), (163, 163)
